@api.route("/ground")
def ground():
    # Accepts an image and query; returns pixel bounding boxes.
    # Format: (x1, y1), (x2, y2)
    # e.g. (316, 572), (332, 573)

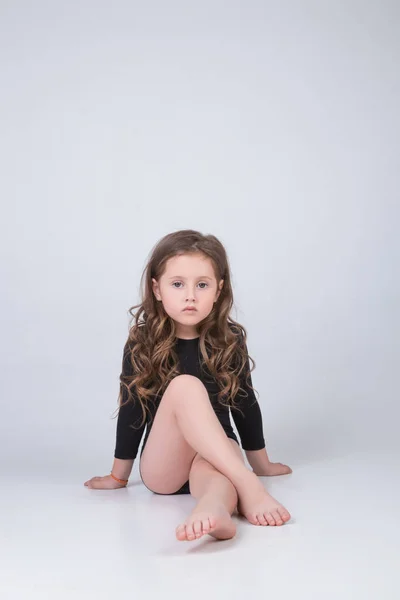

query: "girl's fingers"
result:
(84, 478), (97, 486)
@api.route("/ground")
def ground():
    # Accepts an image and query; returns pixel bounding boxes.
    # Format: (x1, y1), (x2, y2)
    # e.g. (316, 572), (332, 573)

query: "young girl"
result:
(84, 229), (292, 542)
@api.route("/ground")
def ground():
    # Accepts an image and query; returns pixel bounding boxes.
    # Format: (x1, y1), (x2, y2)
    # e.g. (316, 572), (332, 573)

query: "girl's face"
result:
(152, 253), (224, 339)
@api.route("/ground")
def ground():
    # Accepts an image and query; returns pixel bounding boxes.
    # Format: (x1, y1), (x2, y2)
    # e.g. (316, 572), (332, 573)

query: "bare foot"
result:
(237, 473), (291, 526)
(176, 503), (236, 542)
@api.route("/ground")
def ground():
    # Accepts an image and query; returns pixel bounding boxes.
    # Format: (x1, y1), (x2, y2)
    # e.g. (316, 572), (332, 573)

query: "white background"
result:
(0, 2), (399, 597)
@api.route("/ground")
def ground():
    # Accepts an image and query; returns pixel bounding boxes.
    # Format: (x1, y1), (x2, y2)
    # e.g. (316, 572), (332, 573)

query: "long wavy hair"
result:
(111, 229), (259, 429)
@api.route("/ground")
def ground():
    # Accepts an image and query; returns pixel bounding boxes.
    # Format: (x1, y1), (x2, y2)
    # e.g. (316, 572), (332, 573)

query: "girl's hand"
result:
(253, 462), (292, 477)
(84, 474), (127, 489)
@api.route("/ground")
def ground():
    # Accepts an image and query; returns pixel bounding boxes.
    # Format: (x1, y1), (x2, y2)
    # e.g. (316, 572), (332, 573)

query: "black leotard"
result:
(114, 334), (266, 493)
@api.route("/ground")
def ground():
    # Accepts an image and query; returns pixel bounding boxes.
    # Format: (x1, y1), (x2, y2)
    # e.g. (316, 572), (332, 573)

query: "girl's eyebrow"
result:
(167, 275), (213, 280)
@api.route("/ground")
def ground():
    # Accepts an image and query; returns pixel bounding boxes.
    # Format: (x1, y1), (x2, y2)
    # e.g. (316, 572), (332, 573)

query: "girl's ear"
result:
(151, 277), (161, 301)
(216, 279), (224, 301)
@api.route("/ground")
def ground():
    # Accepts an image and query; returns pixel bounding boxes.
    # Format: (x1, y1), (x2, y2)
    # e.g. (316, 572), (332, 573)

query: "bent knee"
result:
(171, 374), (201, 384)
(159, 374), (207, 411)
(167, 374), (206, 393)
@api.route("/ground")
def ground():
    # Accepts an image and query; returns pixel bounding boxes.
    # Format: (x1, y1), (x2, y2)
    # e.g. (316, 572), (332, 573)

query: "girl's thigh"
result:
(139, 375), (202, 495)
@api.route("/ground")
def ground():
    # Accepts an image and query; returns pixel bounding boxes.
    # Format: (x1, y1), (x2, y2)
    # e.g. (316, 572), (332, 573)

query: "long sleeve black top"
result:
(114, 335), (266, 461)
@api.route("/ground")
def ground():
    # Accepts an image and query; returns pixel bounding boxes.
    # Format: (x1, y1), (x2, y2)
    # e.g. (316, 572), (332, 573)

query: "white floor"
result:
(2, 451), (399, 600)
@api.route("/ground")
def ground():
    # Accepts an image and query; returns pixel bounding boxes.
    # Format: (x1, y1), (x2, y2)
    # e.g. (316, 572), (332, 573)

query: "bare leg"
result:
(173, 376), (291, 526)
(176, 439), (242, 542)
(140, 375), (291, 527)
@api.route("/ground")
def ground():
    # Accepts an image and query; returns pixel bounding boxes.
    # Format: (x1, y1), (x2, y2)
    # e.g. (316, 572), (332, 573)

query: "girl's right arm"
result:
(84, 340), (146, 490)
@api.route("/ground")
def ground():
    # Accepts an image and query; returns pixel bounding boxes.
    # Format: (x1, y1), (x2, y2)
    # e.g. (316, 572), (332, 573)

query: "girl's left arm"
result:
(231, 333), (292, 476)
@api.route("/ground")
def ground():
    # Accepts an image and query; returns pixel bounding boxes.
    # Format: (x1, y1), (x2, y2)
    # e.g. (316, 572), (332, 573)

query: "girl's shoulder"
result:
(124, 324), (147, 350)
(121, 328), (145, 372)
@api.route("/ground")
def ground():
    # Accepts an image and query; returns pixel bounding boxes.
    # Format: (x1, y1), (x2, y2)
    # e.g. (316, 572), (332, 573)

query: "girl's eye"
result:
(172, 282), (209, 289)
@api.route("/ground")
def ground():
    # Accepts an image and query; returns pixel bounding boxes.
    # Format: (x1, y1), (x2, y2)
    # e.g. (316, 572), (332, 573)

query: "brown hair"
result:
(112, 229), (259, 428)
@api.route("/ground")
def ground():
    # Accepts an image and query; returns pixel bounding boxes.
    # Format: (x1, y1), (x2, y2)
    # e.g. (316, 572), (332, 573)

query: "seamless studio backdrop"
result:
(0, 3), (398, 489)
(1, 3), (399, 598)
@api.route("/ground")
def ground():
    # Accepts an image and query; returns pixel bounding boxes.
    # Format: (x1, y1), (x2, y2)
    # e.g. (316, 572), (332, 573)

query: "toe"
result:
(248, 514), (259, 525)
(272, 510), (283, 525)
(202, 518), (211, 534)
(186, 524), (195, 540)
(193, 520), (203, 538)
(256, 513), (268, 526)
(176, 524), (186, 540)
(278, 508), (291, 522)
(265, 512), (276, 526)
